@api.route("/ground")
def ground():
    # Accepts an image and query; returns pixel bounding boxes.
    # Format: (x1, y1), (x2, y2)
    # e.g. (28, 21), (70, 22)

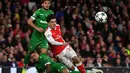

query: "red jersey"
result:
(45, 24), (67, 56)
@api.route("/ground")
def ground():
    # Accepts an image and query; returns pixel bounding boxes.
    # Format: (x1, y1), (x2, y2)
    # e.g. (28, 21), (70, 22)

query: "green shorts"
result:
(51, 63), (67, 73)
(28, 30), (49, 52)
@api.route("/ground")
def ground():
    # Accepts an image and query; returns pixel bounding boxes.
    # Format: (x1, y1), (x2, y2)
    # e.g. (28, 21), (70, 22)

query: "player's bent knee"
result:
(58, 56), (74, 69)
(71, 65), (75, 71)
(72, 56), (81, 64)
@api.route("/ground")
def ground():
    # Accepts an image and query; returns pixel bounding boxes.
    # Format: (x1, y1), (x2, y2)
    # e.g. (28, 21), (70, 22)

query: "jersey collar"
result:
(48, 26), (56, 30)
(41, 8), (49, 12)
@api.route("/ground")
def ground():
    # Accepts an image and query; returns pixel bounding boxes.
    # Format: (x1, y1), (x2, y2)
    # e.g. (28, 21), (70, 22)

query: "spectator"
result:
(102, 54), (108, 65)
(126, 44), (130, 55)
(0, 52), (3, 66)
(13, 24), (25, 39)
(114, 58), (122, 67)
(94, 57), (103, 67)
(122, 56), (130, 68)
(8, 53), (14, 61)
(80, 44), (93, 58)
(18, 58), (24, 67)
(20, 0), (30, 5)
(86, 57), (94, 67)
(2, 55), (10, 66)
(10, 57), (18, 67)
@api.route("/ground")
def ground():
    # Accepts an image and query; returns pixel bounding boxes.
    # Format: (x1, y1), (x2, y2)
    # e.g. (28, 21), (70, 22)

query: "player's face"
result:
(49, 19), (56, 29)
(30, 53), (39, 63)
(42, 1), (50, 10)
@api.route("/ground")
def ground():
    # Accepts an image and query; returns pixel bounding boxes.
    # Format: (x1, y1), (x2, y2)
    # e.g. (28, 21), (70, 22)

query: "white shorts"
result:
(57, 45), (77, 59)
(56, 45), (77, 68)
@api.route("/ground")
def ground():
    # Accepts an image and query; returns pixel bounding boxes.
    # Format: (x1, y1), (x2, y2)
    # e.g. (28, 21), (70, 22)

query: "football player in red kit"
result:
(44, 14), (86, 73)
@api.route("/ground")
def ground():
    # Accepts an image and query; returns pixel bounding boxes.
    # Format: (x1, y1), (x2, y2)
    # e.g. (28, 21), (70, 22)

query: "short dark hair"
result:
(46, 14), (56, 22)
(29, 51), (36, 56)
(41, 0), (51, 3)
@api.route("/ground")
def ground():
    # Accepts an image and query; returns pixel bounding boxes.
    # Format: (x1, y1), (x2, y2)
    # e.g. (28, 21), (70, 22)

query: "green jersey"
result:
(31, 8), (54, 30)
(24, 8), (54, 65)
(28, 8), (54, 51)
(35, 54), (66, 73)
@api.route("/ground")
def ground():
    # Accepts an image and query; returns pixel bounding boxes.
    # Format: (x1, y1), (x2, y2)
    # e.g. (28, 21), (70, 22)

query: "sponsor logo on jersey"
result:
(40, 14), (44, 15)
(40, 20), (47, 24)
(55, 35), (61, 40)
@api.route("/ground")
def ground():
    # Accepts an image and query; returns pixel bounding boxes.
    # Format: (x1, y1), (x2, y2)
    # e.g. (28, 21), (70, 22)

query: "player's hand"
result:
(62, 43), (69, 46)
(36, 28), (44, 33)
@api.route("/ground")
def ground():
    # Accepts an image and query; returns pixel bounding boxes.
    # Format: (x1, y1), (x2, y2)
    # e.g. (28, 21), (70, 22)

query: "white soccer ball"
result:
(95, 11), (107, 23)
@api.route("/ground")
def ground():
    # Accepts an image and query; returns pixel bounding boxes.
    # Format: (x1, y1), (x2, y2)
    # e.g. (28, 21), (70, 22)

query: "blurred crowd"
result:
(0, 0), (130, 68)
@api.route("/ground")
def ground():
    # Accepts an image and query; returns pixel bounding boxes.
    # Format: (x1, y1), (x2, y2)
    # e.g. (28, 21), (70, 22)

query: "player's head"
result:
(46, 14), (56, 29)
(30, 51), (39, 63)
(41, 0), (51, 10)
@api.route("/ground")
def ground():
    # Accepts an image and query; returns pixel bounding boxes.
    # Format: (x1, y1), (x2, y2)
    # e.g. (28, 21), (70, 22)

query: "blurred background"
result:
(0, 0), (130, 69)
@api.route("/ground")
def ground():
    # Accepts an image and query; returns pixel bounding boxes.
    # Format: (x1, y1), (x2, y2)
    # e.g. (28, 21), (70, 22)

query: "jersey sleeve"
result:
(39, 55), (51, 66)
(30, 10), (39, 20)
(50, 10), (54, 14)
(43, 59), (51, 66)
(44, 29), (63, 45)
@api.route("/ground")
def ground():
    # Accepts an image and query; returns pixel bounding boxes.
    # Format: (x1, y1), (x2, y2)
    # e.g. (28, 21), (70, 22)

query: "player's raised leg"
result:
(72, 56), (86, 73)
(58, 56), (75, 70)
(66, 46), (86, 73)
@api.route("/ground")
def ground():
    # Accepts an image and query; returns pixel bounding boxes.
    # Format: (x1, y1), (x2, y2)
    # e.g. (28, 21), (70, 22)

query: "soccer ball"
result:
(95, 11), (107, 23)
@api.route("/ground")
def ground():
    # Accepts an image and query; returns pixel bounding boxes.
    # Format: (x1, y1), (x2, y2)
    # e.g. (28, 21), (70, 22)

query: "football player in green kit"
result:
(30, 51), (69, 73)
(24, 0), (54, 65)
(30, 51), (103, 73)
